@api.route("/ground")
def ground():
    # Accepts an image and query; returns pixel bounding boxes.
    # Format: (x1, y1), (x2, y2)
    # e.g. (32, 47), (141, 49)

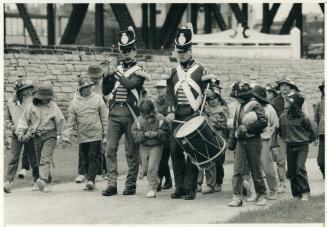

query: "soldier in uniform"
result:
(165, 23), (214, 200)
(101, 26), (150, 196)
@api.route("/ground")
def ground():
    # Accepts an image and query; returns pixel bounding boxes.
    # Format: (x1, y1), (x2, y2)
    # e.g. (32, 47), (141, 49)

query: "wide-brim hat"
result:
(264, 83), (278, 95)
(88, 64), (103, 79)
(118, 26), (136, 52)
(175, 23), (193, 52)
(253, 85), (269, 104)
(15, 79), (34, 92)
(33, 83), (54, 100)
(276, 78), (300, 92)
(78, 78), (95, 91)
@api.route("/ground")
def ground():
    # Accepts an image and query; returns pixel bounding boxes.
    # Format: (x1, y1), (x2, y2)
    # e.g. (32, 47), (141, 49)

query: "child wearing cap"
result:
(16, 82), (70, 192)
(4, 78), (39, 193)
(314, 81), (324, 179)
(197, 80), (229, 194)
(154, 79), (173, 191)
(63, 78), (108, 191)
(277, 92), (316, 200)
(131, 99), (169, 198)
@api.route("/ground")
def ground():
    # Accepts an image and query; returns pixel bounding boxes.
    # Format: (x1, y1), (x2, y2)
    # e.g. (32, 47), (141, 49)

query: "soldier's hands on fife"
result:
(166, 113), (175, 124)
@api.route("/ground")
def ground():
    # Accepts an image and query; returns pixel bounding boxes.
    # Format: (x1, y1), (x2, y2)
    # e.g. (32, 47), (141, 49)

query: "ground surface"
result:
(4, 158), (324, 224)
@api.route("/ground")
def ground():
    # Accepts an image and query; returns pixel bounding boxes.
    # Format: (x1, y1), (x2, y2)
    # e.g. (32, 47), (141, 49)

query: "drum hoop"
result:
(174, 120), (207, 140)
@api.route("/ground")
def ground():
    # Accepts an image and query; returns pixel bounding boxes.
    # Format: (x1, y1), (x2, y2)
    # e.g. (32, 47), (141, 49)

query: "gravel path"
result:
(4, 158), (324, 224)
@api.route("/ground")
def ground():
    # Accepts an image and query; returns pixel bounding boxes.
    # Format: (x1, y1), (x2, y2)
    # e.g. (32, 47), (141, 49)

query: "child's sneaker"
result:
(146, 190), (157, 198)
(32, 182), (39, 191)
(246, 193), (258, 202)
(196, 184), (202, 192)
(86, 181), (95, 191)
(228, 195), (243, 207)
(18, 169), (27, 179)
(202, 185), (215, 194)
(256, 196), (267, 206)
(267, 190), (278, 200)
(36, 178), (46, 192)
(95, 175), (102, 182)
(74, 175), (85, 183)
(215, 184), (222, 192)
(300, 193), (310, 201)
(4, 181), (12, 193)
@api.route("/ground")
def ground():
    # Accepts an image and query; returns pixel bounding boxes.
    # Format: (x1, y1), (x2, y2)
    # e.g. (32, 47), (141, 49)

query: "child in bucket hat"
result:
(4, 77), (39, 193)
(16, 82), (70, 193)
(64, 77), (108, 191)
(276, 91), (316, 201)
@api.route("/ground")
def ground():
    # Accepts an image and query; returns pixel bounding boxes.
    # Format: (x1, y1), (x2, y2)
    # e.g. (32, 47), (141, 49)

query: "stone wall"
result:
(4, 44), (324, 118)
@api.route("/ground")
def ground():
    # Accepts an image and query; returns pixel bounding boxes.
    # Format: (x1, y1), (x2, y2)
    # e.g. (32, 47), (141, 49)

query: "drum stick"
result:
(173, 120), (187, 124)
(199, 83), (210, 116)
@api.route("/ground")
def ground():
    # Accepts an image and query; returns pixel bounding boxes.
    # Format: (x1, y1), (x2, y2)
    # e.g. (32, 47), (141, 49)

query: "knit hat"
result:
(276, 78), (300, 92)
(285, 91), (305, 110)
(252, 85), (269, 104)
(15, 78), (33, 92)
(88, 64), (103, 79)
(33, 83), (54, 100)
(78, 78), (95, 91)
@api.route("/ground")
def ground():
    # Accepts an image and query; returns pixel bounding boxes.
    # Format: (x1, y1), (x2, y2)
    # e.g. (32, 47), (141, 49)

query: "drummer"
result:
(165, 23), (215, 200)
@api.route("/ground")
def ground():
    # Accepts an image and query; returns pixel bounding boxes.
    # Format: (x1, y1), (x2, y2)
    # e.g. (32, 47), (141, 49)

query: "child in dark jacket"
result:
(131, 99), (169, 198)
(278, 92), (315, 201)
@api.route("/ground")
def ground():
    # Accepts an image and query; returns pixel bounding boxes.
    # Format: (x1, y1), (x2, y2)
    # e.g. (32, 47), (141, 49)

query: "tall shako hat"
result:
(118, 26), (136, 52)
(175, 23), (193, 51)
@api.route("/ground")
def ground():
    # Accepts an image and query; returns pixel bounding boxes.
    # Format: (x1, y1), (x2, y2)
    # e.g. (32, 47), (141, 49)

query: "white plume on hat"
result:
(128, 26), (134, 33)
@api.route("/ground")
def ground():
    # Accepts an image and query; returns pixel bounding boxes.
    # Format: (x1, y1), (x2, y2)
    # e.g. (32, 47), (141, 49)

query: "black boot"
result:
(102, 186), (117, 196)
(184, 190), (196, 200)
(123, 186), (136, 195)
(162, 177), (172, 190)
(171, 188), (186, 199)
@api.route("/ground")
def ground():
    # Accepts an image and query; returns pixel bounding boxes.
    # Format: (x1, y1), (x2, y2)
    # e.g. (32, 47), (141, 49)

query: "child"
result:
(4, 78), (39, 193)
(197, 80), (229, 194)
(277, 92), (315, 200)
(131, 99), (169, 198)
(250, 85), (280, 200)
(314, 81), (325, 179)
(16, 82), (70, 192)
(63, 78), (108, 191)
(264, 83), (279, 102)
(227, 81), (268, 207)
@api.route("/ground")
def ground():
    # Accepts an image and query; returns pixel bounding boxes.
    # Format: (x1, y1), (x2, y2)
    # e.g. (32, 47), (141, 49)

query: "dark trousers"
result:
(5, 135), (39, 182)
(158, 142), (171, 181)
(79, 141), (102, 183)
(78, 147), (106, 176)
(216, 153), (225, 185)
(286, 143), (311, 197)
(106, 116), (139, 188)
(317, 135), (325, 178)
(171, 115), (198, 192)
(97, 154), (108, 175)
(21, 147), (30, 170)
(232, 137), (267, 196)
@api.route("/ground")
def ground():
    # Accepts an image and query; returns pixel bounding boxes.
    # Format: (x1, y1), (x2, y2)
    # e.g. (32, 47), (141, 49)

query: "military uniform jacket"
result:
(166, 58), (211, 116)
(102, 60), (146, 117)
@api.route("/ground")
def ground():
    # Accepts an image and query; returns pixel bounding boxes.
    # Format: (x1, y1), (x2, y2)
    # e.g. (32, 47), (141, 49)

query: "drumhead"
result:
(175, 116), (205, 138)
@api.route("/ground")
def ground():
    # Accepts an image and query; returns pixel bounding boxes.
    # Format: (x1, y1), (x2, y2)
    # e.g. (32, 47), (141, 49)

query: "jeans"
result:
(78, 149), (106, 176)
(232, 137), (267, 196)
(34, 130), (57, 183)
(286, 143), (310, 197)
(197, 165), (216, 188)
(140, 144), (163, 190)
(79, 141), (102, 182)
(5, 135), (39, 182)
(106, 117), (139, 188)
(261, 139), (279, 192)
(171, 115), (198, 192)
(158, 142), (171, 181)
(276, 136), (287, 186)
(317, 135), (325, 178)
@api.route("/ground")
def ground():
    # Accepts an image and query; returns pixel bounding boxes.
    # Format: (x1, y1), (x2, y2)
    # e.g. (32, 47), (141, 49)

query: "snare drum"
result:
(174, 115), (226, 170)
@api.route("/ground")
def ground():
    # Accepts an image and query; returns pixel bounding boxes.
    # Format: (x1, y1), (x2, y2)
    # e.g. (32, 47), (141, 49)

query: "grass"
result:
(226, 194), (325, 223)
